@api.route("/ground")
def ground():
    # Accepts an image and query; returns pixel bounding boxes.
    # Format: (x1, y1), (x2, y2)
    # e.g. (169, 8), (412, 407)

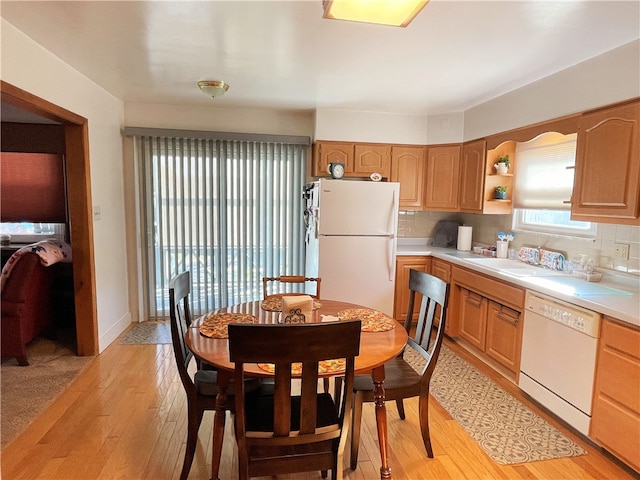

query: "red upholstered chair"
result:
(1, 251), (55, 365)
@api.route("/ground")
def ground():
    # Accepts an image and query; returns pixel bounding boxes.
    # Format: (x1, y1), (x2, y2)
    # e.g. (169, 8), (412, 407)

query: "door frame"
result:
(1, 80), (99, 356)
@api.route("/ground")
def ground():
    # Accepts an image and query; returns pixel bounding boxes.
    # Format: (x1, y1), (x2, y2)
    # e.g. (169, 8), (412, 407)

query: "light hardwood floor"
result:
(2, 333), (637, 480)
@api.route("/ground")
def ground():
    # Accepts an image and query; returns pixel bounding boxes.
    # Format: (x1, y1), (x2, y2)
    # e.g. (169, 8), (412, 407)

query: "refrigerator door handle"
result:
(387, 235), (396, 281)
(388, 189), (398, 235)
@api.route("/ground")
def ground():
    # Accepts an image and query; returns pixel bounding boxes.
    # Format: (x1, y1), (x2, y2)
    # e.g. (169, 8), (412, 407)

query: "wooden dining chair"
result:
(169, 271), (263, 480)
(262, 275), (321, 299)
(349, 269), (448, 470)
(228, 320), (361, 480)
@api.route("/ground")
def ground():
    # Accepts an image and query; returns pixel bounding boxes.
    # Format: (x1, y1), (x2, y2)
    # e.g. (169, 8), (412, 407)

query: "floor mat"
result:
(119, 321), (172, 344)
(431, 345), (586, 465)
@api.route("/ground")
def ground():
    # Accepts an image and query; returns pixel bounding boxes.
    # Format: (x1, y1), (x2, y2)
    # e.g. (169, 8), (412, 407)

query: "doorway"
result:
(1, 81), (98, 357)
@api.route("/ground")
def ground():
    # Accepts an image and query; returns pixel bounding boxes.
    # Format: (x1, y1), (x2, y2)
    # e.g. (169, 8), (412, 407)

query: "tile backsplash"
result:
(398, 210), (640, 276)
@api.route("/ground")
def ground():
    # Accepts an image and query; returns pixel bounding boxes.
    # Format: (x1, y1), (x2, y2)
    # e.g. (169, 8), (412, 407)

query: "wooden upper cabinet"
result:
(312, 141), (354, 177)
(459, 139), (486, 213)
(571, 99), (640, 225)
(424, 145), (461, 211)
(354, 144), (391, 178)
(390, 145), (426, 210)
(312, 141), (392, 178)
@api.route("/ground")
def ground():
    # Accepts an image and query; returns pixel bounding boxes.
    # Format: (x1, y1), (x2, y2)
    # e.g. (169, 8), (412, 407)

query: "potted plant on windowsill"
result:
(494, 154), (510, 174)
(494, 186), (508, 200)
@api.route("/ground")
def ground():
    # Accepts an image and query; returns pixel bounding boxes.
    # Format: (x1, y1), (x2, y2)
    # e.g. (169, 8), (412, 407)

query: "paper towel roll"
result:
(457, 226), (473, 251)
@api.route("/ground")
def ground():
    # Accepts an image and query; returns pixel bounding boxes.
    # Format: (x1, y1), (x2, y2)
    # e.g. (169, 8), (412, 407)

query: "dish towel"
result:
(518, 247), (540, 265)
(539, 249), (565, 271)
(281, 295), (314, 323)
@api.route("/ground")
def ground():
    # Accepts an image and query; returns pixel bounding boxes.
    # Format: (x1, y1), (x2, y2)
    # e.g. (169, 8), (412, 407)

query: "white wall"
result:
(314, 108), (429, 144)
(125, 102), (314, 137)
(1, 19), (131, 352)
(464, 39), (640, 141)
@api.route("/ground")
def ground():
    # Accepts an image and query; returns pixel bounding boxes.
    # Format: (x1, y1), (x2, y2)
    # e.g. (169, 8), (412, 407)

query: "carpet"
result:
(1, 337), (92, 448)
(430, 345), (586, 465)
(119, 321), (172, 344)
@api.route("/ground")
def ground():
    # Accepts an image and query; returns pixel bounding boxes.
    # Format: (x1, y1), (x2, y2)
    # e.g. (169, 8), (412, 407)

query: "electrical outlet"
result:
(613, 243), (629, 260)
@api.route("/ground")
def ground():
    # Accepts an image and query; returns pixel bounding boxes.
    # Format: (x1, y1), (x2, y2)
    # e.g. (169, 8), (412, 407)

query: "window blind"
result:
(0, 152), (67, 223)
(134, 135), (307, 319)
(513, 132), (577, 210)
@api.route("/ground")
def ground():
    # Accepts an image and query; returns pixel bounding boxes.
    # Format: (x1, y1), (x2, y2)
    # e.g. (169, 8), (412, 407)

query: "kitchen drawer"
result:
(596, 318), (640, 414)
(600, 317), (640, 360)
(591, 394), (640, 472)
(591, 317), (640, 473)
(452, 266), (524, 311)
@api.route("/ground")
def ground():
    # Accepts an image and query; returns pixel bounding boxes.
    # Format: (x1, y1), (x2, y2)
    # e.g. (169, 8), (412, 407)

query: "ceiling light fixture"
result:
(197, 80), (229, 100)
(322, 0), (428, 28)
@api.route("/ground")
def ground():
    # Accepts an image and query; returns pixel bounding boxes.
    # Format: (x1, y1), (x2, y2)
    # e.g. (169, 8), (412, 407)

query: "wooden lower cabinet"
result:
(458, 288), (487, 350)
(485, 301), (522, 373)
(451, 266), (524, 376)
(590, 317), (640, 473)
(430, 258), (451, 283)
(429, 258), (453, 334)
(394, 256), (431, 322)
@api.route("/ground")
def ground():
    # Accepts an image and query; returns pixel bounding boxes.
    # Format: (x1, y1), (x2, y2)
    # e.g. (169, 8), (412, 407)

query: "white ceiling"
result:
(1, 0), (639, 116)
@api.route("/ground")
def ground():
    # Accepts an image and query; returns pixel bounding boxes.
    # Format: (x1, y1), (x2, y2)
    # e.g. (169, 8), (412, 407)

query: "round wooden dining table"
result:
(186, 298), (408, 480)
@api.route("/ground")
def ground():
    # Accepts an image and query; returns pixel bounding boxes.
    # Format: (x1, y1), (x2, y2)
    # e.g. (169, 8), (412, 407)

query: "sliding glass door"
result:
(133, 133), (307, 319)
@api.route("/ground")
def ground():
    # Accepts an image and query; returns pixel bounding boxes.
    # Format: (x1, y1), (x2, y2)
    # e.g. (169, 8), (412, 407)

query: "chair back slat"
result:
(262, 275), (321, 299)
(403, 269), (449, 375)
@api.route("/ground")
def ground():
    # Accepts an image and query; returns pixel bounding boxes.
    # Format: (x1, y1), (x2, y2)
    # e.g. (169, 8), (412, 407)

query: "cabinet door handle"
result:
(466, 292), (483, 307)
(497, 311), (519, 325)
(566, 165), (575, 170)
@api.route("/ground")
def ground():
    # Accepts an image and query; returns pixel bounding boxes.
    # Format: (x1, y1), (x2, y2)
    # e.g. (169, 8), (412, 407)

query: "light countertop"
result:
(397, 239), (640, 327)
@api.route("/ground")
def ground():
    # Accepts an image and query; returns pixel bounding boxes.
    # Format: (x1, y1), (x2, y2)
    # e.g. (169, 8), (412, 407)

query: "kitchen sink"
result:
(464, 257), (567, 277)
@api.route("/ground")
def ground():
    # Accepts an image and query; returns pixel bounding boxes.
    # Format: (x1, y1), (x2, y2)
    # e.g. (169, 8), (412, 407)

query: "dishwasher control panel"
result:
(525, 291), (601, 337)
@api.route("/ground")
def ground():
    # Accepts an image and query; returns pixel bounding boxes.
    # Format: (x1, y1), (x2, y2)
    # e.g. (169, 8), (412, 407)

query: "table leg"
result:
(211, 374), (230, 480)
(372, 365), (391, 479)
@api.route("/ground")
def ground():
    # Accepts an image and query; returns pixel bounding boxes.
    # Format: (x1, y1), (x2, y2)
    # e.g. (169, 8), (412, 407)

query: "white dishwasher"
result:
(519, 291), (601, 436)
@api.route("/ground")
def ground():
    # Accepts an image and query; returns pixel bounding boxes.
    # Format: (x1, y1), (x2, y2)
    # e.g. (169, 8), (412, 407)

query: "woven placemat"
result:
(337, 308), (396, 332)
(199, 312), (256, 339)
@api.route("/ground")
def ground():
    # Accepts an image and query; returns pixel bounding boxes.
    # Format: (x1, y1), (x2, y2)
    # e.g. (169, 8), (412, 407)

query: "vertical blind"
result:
(133, 134), (307, 319)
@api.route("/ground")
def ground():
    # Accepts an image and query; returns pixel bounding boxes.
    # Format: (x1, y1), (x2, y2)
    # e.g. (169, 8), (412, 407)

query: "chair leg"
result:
(350, 391), (364, 470)
(395, 399), (406, 420)
(180, 405), (204, 480)
(418, 393), (434, 458)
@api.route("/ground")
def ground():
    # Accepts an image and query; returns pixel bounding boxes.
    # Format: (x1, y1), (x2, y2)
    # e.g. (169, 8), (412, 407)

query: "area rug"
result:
(1, 337), (92, 448)
(430, 345), (586, 465)
(119, 321), (172, 344)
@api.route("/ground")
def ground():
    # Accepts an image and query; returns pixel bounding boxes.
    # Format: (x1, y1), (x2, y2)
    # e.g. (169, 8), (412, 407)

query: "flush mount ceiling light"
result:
(322, 0), (429, 27)
(197, 80), (229, 100)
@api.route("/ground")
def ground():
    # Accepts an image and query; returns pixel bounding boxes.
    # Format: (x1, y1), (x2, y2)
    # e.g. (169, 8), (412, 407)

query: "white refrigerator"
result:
(305, 179), (400, 316)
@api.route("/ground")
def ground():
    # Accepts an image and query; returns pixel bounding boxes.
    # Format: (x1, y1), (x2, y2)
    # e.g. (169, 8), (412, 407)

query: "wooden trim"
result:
(1, 81), (99, 356)
(1, 80), (86, 125)
(485, 113), (580, 150)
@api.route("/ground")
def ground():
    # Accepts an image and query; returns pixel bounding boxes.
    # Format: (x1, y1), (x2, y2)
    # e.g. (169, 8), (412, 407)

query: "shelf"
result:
(489, 173), (513, 177)
(489, 199), (511, 203)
